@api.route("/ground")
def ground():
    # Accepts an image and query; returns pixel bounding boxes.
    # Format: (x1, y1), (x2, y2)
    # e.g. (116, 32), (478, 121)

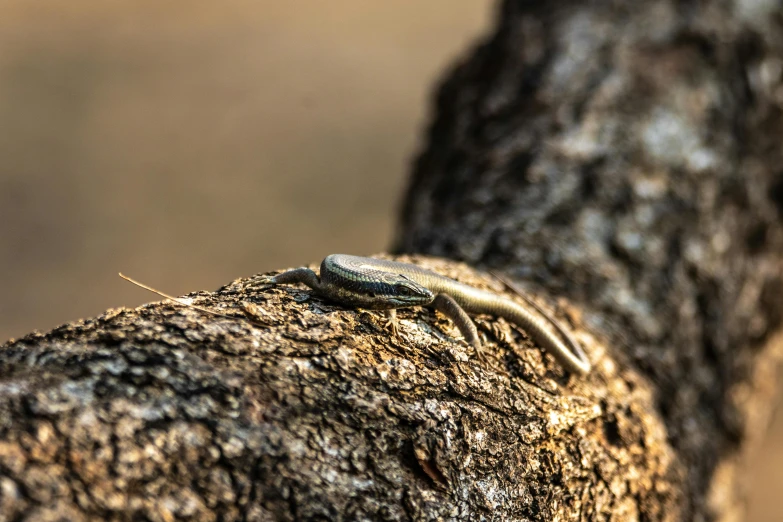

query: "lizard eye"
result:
(396, 285), (412, 296)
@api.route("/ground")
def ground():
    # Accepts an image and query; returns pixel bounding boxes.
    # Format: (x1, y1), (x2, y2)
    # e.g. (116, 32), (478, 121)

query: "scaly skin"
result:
(255, 254), (590, 375)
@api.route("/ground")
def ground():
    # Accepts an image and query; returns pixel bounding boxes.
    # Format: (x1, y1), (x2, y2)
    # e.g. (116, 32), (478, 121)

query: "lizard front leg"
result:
(383, 309), (400, 337)
(253, 267), (322, 290)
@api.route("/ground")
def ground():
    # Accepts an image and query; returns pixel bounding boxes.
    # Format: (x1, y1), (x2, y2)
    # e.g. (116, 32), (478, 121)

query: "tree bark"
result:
(397, 0), (783, 519)
(2, 1), (783, 521)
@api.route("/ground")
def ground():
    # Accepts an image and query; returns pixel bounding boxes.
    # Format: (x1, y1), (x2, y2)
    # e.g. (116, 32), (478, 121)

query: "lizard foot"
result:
(383, 309), (399, 337)
(248, 274), (278, 287)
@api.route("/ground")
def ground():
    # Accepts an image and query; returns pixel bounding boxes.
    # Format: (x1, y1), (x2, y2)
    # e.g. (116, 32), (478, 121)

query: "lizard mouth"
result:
(388, 294), (432, 307)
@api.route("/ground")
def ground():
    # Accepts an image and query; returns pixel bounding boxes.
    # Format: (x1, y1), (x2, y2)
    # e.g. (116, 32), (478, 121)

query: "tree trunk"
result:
(397, 0), (783, 519)
(2, 1), (782, 521)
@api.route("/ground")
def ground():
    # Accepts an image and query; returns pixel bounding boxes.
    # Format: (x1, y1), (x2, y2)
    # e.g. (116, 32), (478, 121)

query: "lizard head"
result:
(376, 274), (434, 308)
(330, 272), (434, 309)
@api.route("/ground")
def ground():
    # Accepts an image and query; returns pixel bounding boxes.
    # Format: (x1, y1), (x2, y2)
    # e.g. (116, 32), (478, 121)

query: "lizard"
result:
(253, 254), (590, 375)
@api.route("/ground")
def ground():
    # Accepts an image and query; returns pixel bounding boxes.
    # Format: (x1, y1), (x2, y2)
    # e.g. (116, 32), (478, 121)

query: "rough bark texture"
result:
(397, 0), (783, 520)
(1, 0), (783, 521)
(2, 256), (679, 521)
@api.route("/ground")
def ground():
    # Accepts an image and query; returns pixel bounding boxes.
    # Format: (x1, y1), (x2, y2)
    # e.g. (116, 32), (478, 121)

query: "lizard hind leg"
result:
(432, 294), (483, 358)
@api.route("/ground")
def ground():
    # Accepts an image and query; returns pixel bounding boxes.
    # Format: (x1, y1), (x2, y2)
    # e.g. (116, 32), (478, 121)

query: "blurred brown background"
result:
(0, 1), (778, 519)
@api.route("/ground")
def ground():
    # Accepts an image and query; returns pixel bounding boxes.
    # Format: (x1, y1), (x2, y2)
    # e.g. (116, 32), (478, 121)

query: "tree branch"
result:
(2, 0), (783, 520)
